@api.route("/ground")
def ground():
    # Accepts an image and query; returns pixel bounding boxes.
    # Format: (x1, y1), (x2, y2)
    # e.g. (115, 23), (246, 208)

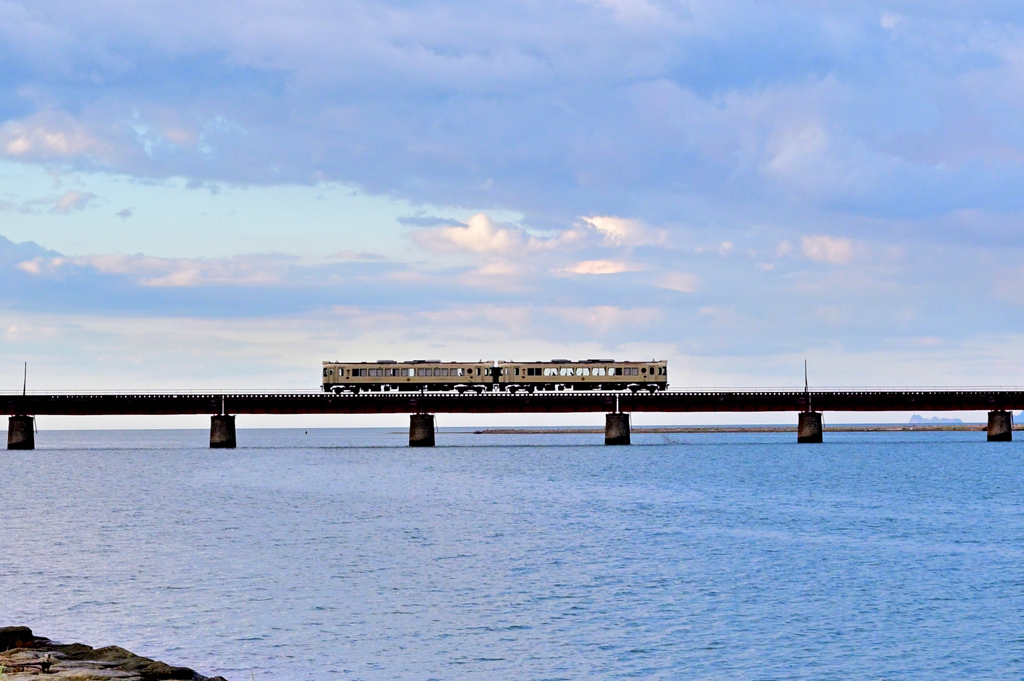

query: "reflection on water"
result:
(1, 429), (1022, 679)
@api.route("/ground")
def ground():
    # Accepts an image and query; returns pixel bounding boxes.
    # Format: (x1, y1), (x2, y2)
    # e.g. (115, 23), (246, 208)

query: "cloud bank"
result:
(2, 2), (1024, 393)
(1, 1), (1023, 242)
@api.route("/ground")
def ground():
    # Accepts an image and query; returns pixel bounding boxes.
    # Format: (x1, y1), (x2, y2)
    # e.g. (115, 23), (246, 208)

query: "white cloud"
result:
(411, 213), (527, 255)
(581, 216), (665, 247)
(880, 12), (901, 33)
(52, 190), (96, 213)
(801, 235), (856, 265)
(17, 258), (45, 275)
(0, 189), (98, 215)
(561, 259), (639, 275)
(550, 305), (662, 333)
(1, 112), (106, 161)
(656, 272), (698, 292)
(17, 253), (294, 287)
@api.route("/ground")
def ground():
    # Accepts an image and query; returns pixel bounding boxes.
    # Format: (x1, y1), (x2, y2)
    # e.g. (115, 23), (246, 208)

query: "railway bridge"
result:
(3, 389), (1022, 449)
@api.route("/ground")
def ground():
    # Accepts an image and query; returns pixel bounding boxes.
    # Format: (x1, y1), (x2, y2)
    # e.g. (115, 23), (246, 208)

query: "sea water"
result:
(1, 428), (1022, 680)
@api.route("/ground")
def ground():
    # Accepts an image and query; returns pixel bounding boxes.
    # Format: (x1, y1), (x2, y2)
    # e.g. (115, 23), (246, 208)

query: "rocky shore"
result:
(0, 627), (227, 680)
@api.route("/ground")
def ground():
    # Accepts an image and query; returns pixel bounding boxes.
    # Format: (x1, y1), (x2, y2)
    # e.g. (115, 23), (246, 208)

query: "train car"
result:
(322, 359), (668, 393)
(496, 359), (667, 392)
(322, 360), (496, 393)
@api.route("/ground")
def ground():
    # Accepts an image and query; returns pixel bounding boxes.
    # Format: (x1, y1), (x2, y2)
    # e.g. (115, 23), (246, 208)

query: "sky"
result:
(2, 0), (1024, 427)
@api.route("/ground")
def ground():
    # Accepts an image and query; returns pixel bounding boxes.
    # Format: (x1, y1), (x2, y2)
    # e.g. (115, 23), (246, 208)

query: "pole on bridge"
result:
(797, 361), (823, 443)
(987, 410), (1013, 442)
(9, 361), (35, 450)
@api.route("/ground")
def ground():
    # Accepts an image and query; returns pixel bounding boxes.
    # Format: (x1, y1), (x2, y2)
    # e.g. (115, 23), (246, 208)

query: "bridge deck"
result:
(3, 390), (1023, 416)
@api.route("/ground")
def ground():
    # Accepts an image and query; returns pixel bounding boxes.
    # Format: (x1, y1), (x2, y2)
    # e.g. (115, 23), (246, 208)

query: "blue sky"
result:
(2, 1), (1024, 425)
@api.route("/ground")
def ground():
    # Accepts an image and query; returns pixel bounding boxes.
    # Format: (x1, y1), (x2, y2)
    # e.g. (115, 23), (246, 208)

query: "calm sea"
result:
(1, 428), (1022, 680)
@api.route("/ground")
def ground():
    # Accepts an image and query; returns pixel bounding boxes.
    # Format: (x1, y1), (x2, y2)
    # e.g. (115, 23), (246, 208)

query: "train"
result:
(322, 359), (668, 394)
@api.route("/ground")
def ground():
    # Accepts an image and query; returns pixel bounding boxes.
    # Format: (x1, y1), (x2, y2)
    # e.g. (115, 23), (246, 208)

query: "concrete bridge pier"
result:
(7, 415), (34, 450)
(988, 410), (1013, 442)
(210, 414), (237, 449)
(605, 412), (631, 445)
(797, 411), (823, 443)
(410, 414), (435, 447)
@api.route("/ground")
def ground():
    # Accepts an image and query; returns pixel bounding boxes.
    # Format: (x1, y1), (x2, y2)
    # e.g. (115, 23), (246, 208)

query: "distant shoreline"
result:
(471, 424), (1012, 434)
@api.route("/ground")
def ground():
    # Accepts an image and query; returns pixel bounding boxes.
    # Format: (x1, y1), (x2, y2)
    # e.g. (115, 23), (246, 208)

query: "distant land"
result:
(909, 414), (964, 425)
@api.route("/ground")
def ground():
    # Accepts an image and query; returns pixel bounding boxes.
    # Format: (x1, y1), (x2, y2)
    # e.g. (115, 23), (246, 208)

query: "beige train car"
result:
(322, 360), (496, 393)
(496, 359), (667, 392)
(322, 359), (668, 393)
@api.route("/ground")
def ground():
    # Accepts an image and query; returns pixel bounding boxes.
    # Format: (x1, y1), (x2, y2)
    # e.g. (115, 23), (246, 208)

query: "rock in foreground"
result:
(0, 626), (228, 680)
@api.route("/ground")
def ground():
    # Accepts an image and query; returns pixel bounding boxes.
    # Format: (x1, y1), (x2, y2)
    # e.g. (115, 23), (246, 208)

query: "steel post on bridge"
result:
(409, 413), (435, 447)
(988, 410), (1013, 442)
(209, 395), (236, 449)
(7, 415), (34, 450)
(797, 412), (823, 443)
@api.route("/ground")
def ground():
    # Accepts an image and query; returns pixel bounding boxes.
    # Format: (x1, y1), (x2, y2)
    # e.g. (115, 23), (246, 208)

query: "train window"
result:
(416, 368), (428, 376)
(577, 368), (590, 376)
(559, 367), (571, 376)
(544, 368), (557, 376)
(515, 367), (520, 375)
(593, 367), (606, 376)
(641, 368), (647, 374)
(323, 368), (329, 377)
